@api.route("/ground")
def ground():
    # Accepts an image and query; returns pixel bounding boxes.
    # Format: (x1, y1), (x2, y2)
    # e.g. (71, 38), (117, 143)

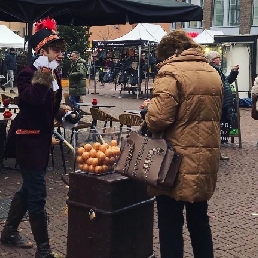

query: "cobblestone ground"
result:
(0, 82), (258, 257)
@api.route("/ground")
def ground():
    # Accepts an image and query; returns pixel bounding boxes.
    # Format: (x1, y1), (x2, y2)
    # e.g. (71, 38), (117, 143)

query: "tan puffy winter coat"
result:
(145, 48), (223, 202)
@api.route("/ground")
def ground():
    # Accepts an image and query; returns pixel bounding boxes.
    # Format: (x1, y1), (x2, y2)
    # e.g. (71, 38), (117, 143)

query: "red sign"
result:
(186, 32), (199, 38)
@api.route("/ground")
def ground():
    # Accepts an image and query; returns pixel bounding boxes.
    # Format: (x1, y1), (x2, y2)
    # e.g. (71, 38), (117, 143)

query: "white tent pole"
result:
(137, 45), (142, 100)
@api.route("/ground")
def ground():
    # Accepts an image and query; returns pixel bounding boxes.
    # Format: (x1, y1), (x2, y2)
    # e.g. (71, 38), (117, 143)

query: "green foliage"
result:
(57, 25), (91, 78)
(58, 25), (91, 59)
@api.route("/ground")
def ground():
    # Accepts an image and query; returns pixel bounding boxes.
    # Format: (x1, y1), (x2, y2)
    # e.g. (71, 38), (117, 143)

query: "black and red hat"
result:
(29, 17), (62, 53)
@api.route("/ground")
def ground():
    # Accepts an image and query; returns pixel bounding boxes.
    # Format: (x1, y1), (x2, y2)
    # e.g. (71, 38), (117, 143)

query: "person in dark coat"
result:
(0, 18), (66, 258)
(2, 47), (17, 93)
(206, 51), (239, 160)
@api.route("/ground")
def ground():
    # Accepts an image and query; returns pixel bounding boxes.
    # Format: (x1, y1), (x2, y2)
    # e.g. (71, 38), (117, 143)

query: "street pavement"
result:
(0, 82), (258, 257)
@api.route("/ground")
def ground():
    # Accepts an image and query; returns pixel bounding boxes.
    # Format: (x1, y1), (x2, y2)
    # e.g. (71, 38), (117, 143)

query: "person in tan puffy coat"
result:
(145, 30), (223, 258)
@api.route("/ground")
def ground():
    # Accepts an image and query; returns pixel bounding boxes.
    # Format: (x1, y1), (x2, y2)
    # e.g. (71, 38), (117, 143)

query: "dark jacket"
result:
(251, 83), (258, 120)
(211, 64), (238, 109)
(4, 53), (17, 72)
(69, 57), (86, 96)
(7, 65), (62, 170)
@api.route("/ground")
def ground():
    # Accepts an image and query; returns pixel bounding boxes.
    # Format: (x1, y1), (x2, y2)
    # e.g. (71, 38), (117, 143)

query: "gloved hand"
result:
(140, 105), (149, 120)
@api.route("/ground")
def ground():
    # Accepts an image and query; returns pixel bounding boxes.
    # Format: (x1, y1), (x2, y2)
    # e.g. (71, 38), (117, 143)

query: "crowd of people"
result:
(0, 17), (242, 258)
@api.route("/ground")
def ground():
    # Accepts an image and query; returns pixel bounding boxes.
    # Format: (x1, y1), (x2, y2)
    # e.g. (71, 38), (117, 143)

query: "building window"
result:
(180, 0), (203, 29)
(229, 0), (240, 26)
(214, 0), (225, 26)
(253, 0), (258, 25)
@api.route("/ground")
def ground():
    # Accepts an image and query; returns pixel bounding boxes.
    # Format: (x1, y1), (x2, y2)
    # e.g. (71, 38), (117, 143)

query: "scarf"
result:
(33, 56), (59, 91)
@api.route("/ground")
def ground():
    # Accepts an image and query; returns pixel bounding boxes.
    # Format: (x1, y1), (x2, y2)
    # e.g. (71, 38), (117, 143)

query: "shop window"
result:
(229, 0), (240, 26)
(214, 0), (225, 26)
(253, 0), (258, 25)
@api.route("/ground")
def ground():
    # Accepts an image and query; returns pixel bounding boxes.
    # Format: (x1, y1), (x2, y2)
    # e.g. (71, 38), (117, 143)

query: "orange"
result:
(88, 165), (95, 173)
(82, 152), (90, 160)
(76, 156), (84, 164)
(97, 151), (106, 161)
(93, 142), (101, 150)
(77, 147), (85, 155)
(95, 166), (103, 173)
(89, 149), (97, 158)
(110, 140), (117, 147)
(82, 164), (89, 172)
(84, 144), (92, 152)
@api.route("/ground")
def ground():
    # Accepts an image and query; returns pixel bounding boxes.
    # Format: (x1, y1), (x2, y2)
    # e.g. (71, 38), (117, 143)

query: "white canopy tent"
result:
(92, 24), (167, 99)
(194, 29), (224, 44)
(112, 23), (167, 43)
(0, 25), (25, 48)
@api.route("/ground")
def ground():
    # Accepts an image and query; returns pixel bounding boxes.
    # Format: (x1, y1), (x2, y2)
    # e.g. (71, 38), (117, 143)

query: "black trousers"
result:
(16, 167), (47, 216)
(156, 195), (214, 258)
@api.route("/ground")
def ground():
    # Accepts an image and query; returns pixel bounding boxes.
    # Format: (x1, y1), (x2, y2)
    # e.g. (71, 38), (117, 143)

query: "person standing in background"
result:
(68, 51), (87, 108)
(206, 51), (239, 160)
(2, 47), (17, 94)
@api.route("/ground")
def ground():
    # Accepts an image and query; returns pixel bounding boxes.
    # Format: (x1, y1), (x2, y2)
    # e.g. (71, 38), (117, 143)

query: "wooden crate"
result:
(66, 172), (155, 258)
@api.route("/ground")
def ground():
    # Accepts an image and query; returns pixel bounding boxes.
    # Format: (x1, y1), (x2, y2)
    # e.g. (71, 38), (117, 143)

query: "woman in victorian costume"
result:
(1, 18), (66, 258)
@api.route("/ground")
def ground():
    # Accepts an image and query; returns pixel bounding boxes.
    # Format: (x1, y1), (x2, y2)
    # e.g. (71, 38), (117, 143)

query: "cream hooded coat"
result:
(145, 48), (223, 202)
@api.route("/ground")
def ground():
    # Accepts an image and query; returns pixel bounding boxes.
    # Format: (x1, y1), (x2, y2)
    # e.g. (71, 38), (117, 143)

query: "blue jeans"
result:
(156, 195), (214, 258)
(15, 167), (47, 216)
(4, 70), (14, 88)
(69, 95), (80, 108)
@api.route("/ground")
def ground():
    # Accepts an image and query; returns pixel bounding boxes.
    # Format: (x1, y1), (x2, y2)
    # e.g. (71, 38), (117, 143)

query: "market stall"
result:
(194, 29), (224, 45)
(91, 23), (167, 98)
(0, 25), (24, 49)
(214, 34), (258, 99)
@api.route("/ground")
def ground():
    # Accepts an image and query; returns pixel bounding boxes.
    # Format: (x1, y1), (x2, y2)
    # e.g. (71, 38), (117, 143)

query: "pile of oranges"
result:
(76, 140), (120, 174)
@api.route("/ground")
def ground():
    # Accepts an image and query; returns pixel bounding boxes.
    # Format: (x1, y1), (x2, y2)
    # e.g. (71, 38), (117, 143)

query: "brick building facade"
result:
(176, 0), (257, 36)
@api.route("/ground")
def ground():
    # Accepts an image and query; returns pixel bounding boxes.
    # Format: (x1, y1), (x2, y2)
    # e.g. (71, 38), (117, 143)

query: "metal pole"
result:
(137, 45), (142, 100)
(27, 21), (33, 65)
(145, 43), (151, 97)
(87, 49), (92, 95)
(234, 79), (242, 149)
(92, 54), (98, 95)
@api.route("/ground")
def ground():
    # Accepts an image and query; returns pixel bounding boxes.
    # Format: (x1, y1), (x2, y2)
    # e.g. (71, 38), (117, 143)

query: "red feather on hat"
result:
(35, 17), (57, 33)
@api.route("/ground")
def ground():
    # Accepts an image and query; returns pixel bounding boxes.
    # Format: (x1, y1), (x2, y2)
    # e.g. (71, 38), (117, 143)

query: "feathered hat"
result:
(29, 17), (63, 53)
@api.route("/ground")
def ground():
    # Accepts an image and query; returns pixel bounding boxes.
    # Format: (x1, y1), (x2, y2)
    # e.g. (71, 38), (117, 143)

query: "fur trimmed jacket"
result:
(251, 77), (258, 120)
(5, 65), (62, 170)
